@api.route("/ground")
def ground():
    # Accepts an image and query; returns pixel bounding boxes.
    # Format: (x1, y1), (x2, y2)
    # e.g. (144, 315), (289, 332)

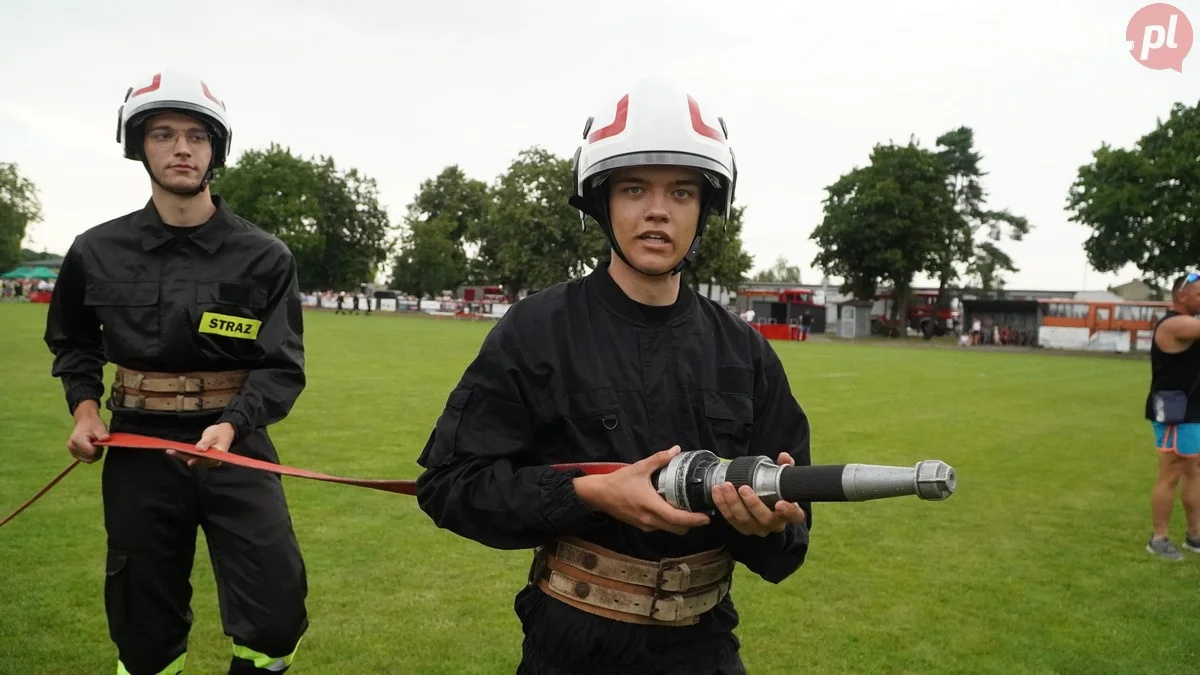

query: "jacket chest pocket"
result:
(558, 388), (634, 462)
(84, 281), (161, 354)
(699, 390), (755, 458)
(194, 281), (268, 352)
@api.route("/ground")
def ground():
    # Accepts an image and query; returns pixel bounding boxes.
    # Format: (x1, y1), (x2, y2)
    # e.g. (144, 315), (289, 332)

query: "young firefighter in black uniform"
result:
(43, 70), (309, 675)
(416, 77), (811, 675)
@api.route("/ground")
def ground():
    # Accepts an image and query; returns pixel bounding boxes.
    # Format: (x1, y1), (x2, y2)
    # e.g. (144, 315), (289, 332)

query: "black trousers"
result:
(101, 425), (309, 675)
(516, 650), (747, 675)
(514, 587), (748, 675)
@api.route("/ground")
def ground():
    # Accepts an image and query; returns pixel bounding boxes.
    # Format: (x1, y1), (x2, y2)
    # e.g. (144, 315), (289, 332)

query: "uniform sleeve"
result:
(43, 242), (107, 415)
(415, 322), (608, 550)
(718, 340), (812, 583)
(217, 247), (305, 443)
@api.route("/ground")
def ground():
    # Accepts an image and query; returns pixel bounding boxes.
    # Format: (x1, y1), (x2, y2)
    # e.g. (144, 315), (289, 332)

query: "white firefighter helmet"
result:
(569, 76), (737, 275)
(116, 69), (232, 169)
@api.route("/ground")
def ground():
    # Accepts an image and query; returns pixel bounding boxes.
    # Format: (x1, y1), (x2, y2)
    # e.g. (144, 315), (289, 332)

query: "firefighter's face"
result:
(142, 112), (213, 193)
(607, 165), (703, 277)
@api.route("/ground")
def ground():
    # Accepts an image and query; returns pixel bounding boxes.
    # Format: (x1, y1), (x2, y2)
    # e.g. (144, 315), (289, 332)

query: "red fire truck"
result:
(873, 289), (959, 337)
(741, 287), (826, 340)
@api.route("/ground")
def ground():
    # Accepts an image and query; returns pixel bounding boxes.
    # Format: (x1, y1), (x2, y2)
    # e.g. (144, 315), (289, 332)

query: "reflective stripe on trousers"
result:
(233, 635), (303, 672)
(116, 636), (300, 674)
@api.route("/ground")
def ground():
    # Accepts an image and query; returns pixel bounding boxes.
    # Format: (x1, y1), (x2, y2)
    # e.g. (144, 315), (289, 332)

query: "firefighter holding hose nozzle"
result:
(415, 77), (954, 675)
(415, 77), (811, 675)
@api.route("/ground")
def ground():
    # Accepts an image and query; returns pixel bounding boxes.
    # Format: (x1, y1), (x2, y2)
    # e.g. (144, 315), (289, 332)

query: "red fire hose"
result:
(0, 433), (629, 529)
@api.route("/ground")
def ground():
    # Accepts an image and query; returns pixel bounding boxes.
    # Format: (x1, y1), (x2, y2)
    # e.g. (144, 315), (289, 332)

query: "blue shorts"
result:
(1152, 422), (1200, 457)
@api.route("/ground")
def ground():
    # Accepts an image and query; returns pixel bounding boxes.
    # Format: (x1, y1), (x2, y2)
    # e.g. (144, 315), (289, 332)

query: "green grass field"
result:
(2, 301), (1199, 674)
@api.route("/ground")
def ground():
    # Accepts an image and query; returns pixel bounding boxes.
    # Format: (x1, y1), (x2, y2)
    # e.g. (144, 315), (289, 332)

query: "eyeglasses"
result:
(1185, 271), (1200, 287)
(145, 128), (212, 146)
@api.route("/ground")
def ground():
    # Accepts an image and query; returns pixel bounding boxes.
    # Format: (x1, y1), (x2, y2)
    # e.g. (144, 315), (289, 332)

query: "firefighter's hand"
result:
(168, 423), (234, 468)
(67, 403), (109, 464)
(712, 452), (807, 537)
(573, 446), (711, 535)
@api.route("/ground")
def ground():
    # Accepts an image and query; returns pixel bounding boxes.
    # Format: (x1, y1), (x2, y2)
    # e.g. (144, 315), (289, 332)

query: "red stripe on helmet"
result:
(588, 94), (629, 143)
(201, 81), (224, 108)
(688, 95), (723, 142)
(131, 73), (161, 98)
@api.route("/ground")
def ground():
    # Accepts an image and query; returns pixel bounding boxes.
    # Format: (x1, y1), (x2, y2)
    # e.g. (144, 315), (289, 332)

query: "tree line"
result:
(809, 98), (1198, 329)
(809, 125), (1032, 331)
(214, 143), (753, 297)
(1, 98), (1195, 308)
(385, 147), (752, 299)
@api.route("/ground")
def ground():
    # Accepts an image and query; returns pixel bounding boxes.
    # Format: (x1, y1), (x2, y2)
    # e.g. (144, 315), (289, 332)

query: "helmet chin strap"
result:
(142, 158), (212, 197)
(569, 190), (718, 280)
(137, 127), (215, 198)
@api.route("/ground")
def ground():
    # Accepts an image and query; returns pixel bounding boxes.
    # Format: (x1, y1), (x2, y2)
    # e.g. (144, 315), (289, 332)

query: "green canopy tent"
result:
(1, 267), (34, 279)
(25, 266), (57, 280)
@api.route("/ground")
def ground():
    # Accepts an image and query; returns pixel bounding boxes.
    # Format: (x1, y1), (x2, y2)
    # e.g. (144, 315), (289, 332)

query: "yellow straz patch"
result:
(199, 312), (261, 340)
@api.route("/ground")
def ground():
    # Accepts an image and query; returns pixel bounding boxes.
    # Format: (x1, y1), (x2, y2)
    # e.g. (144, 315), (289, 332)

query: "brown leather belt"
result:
(109, 366), (249, 412)
(531, 536), (733, 626)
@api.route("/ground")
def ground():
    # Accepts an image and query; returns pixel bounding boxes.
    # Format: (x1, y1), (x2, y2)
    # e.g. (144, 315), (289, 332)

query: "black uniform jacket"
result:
(415, 261), (812, 660)
(43, 196), (305, 442)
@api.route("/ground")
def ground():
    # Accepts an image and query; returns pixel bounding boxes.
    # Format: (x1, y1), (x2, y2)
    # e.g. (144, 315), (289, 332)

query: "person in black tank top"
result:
(1144, 272), (1200, 559)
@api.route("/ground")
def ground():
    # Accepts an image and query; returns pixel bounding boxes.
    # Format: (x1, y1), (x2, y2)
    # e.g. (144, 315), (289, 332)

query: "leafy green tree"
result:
(1067, 101), (1200, 284)
(409, 165), (490, 242)
(933, 126), (1030, 301)
(685, 204), (754, 297)
(752, 254), (803, 283)
(394, 148), (756, 302)
(810, 140), (959, 335)
(0, 163), (43, 272)
(389, 216), (468, 298)
(385, 165), (487, 293)
(211, 143), (395, 290)
(474, 147), (608, 296)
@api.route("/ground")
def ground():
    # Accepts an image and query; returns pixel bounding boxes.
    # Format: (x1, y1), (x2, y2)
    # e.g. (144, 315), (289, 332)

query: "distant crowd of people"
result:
(306, 289), (424, 314)
(961, 317), (1036, 347)
(310, 290), (373, 315)
(2, 278), (53, 300)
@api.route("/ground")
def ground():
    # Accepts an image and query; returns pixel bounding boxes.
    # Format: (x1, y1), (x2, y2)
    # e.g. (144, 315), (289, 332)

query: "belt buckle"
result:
(656, 557), (692, 593)
(528, 545), (548, 587)
(182, 374), (202, 393)
(650, 557), (682, 621)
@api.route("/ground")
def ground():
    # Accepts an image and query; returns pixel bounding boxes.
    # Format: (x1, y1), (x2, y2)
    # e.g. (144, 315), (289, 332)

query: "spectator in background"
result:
(1144, 272), (1200, 560)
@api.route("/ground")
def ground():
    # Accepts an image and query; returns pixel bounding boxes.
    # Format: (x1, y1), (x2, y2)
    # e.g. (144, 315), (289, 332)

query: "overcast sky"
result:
(2, 0), (1197, 291)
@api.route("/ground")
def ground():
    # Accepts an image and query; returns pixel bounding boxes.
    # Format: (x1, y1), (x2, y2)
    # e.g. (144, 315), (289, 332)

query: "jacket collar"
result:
(585, 258), (696, 327)
(135, 194), (235, 254)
